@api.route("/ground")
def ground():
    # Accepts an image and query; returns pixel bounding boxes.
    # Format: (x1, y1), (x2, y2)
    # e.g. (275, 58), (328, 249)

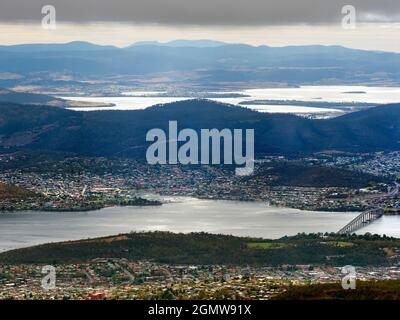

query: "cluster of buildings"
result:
(0, 152), (398, 212)
(304, 151), (400, 178)
(350, 152), (400, 178)
(1, 259), (400, 300)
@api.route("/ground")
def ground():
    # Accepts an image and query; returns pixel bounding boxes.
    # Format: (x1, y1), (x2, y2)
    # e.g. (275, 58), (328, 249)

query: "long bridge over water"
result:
(337, 182), (399, 235)
(337, 208), (384, 234)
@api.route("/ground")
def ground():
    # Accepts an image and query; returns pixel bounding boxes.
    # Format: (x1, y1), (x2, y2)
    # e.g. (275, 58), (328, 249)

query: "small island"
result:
(342, 91), (367, 94)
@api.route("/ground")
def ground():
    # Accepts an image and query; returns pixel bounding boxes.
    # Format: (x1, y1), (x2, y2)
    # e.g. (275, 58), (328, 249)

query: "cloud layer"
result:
(0, 0), (399, 25)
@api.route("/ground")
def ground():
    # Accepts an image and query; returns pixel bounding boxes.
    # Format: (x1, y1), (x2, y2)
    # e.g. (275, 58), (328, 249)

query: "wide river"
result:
(62, 85), (400, 114)
(0, 197), (368, 252)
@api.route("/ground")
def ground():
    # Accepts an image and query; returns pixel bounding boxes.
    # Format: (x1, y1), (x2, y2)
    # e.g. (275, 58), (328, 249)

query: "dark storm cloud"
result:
(0, 0), (399, 25)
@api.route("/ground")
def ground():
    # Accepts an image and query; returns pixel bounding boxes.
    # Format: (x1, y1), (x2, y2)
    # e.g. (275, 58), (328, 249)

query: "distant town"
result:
(0, 150), (399, 213)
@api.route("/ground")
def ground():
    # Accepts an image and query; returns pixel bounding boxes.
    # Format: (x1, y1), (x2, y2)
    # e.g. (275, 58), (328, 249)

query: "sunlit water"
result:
(242, 86), (400, 104)
(357, 216), (400, 237)
(0, 197), (362, 252)
(62, 86), (400, 113)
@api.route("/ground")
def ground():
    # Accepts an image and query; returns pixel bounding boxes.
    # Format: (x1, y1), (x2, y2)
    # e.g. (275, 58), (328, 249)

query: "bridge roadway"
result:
(337, 182), (399, 235)
(337, 208), (383, 234)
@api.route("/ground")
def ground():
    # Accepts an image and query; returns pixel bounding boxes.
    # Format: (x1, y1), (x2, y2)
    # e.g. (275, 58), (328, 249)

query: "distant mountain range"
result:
(0, 40), (228, 52)
(0, 41), (399, 85)
(0, 99), (399, 157)
(0, 41), (117, 52)
(0, 88), (113, 108)
(129, 40), (228, 48)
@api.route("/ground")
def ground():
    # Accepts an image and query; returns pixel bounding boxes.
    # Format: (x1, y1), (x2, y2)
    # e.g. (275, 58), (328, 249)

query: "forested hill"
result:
(0, 99), (400, 157)
(0, 232), (393, 266)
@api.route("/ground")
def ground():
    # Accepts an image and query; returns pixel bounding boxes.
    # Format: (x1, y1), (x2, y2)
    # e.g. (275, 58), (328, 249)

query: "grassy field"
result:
(246, 242), (290, 250)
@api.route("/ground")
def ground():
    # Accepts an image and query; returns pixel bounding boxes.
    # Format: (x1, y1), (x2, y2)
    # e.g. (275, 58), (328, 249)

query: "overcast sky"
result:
(0, 0), (399, 51)
(1, 0), (399, 25)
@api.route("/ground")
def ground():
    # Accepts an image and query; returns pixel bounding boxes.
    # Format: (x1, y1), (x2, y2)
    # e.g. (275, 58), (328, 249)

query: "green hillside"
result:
(0, 232), (396, 267)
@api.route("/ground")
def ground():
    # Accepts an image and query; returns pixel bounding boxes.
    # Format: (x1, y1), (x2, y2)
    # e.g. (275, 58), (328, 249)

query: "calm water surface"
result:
(0, 197), (362, 252)
(62, 86), (400, 113)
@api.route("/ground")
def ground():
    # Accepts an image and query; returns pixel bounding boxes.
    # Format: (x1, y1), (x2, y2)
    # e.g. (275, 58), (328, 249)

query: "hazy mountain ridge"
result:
(0, 88), (115, 109)
(0, 41), (399, 84)
(0, 87), (66, 105)
(0, 41), (118, 52)
(129, 39), (228, 48)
